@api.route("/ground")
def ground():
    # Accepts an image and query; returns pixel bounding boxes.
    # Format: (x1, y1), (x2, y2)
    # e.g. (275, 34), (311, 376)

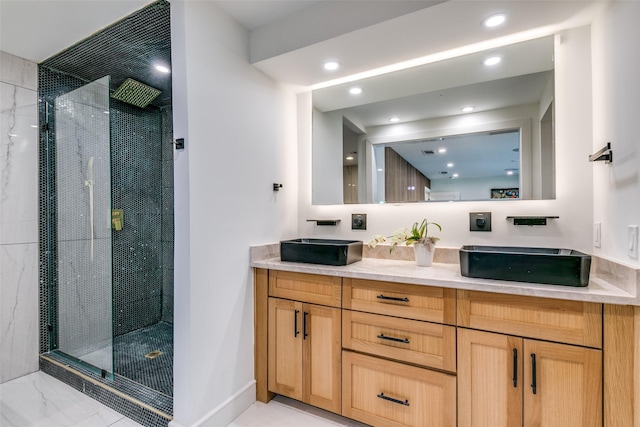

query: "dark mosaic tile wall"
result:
(39, 65), (173, 345)
(160, 106), (174, 324)
(111, 101), (165, 336)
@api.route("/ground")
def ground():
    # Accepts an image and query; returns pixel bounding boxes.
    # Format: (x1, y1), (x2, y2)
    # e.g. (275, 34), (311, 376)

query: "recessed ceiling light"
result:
(452, 173), (459, 178)
(438, 148), (447, 154)
(447, 163), (454, 168)
(324, 61), (340, 71)
(377, 168), (384, 172)
(346, 156), (354, 160)
(483, 56), (502, 66)
(349, 87), (363, 95)
(461, 106), (475, 113)
(483, 13), (506, 28)
(389, 117), (400, 122)
(154, 64), (170, 73)
(30, 124), (38, 128)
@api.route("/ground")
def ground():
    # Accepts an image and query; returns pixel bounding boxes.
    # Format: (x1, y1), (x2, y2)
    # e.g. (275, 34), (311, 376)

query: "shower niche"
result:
(38, 1), (174, 425)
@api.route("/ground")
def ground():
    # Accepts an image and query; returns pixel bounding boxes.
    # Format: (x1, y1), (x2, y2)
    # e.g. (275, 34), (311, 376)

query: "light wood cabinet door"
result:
(268, 298), (303, 400)
(458, 328), (603, 427)
(342, 351), (456, 427)
(303, 304), (341, 413)
(268, 297), (342, 414)
(523, 340), (602, 427)
(457, 328), (523, 427)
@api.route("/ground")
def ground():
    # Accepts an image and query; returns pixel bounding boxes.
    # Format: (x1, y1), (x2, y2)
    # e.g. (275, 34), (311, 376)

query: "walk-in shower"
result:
(38, 2), (174, 425)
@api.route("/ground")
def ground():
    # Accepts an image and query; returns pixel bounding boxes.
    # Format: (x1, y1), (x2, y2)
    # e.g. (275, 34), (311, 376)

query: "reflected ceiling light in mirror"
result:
(483, 13), (506, 28)
(483, 56), (502, 66)
(389, 117), (400, 122)
(438, 148), (447, 154)
(461, 106), (475, 113)
(323, 61), (340, 71)
(349, 87), (363, 95)
(447, 163), (454, 168)
(154, 64), (170, 73)
(452, 173), (459, 178)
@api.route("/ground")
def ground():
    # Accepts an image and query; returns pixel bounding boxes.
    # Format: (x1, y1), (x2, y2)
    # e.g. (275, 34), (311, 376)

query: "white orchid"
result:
(367, 219), (441, 252)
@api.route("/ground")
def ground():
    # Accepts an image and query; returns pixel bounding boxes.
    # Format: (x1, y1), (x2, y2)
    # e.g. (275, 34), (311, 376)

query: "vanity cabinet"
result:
(267, 272), (342, 414)
(255, 268), (617, 427)
(457, 291), (603, 427)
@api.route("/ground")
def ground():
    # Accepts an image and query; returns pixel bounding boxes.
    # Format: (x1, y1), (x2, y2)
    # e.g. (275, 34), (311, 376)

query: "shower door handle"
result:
(84, 156), (95, 261)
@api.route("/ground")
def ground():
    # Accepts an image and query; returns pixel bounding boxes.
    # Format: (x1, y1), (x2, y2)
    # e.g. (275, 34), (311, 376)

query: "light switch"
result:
(629, 225), (638, 259)
(593, 222), (601, 248)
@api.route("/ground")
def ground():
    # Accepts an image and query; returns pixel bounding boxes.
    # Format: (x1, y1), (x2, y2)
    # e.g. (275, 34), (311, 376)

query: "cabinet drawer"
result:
(343, 310), (456, 372)
(269, 270), (341, 307)
(457, 290), (602, 348)
(343, 278), (456, 324)
(342, 351), (456, 427)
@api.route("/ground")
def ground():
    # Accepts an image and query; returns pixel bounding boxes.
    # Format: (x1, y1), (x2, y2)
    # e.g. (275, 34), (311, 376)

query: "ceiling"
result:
(1, 1), (602, 89)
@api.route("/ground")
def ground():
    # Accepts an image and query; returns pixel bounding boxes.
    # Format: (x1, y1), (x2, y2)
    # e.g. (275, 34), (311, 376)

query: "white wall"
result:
(299, 26), (593, 254)
(591, 1), (640, 267)
(0, 51), (39, 383)
(170, 1), (299, 426)
(312, 108), (343, 205)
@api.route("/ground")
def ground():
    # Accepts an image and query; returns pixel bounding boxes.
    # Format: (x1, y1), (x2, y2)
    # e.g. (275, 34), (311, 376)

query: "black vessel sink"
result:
(280, 239), (363, 266)
(460, 245), (591, 287)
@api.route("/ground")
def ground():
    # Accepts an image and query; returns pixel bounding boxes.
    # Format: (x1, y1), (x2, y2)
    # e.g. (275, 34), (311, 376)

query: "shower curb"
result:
(40, 354), (172, 427)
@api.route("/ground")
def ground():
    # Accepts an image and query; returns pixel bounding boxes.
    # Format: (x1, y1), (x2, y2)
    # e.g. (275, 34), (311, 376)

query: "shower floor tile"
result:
(113, 321), (173, 396)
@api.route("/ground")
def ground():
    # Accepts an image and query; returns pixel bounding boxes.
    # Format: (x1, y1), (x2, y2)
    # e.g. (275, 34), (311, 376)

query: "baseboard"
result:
(169, 380), (256, 427)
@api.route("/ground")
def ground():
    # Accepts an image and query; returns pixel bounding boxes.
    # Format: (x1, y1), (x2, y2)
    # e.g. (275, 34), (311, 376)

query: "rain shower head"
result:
(111, 78), (161, 108)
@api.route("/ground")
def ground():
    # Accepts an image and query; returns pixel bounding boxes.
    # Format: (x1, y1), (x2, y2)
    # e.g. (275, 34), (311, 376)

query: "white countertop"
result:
(251, 257), (639, 306)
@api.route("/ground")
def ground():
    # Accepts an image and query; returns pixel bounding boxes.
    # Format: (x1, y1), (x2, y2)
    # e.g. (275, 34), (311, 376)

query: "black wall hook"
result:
(273, 183), (283, 191)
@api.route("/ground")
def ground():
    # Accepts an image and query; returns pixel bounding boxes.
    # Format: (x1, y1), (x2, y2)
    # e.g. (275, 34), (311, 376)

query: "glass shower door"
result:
(54, 76), (113, 376)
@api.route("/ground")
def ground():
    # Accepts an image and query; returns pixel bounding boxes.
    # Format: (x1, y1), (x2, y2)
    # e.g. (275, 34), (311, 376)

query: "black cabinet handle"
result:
(377, 294), (409, 303)
(512, 348), (518, 387)
(294, 310), (299, 337)
(377, 334), (410, 344)
(531, 353), (537, 395)
(377, 393), (409, 406)
(303, 312), (309, 339)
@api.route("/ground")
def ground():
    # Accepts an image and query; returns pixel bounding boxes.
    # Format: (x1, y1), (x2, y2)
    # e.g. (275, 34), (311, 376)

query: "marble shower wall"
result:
(0, 51), (39, 383)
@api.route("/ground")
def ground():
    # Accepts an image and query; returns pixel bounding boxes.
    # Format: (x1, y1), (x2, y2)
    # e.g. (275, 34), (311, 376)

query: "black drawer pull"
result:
(512, 348), (518, 387)
(377, 294), (409, 303)
(377, 334), (410, 344)
(531, 353), (537, 395)
(303, 312), (309, 339)
(377, 392), (409, 406)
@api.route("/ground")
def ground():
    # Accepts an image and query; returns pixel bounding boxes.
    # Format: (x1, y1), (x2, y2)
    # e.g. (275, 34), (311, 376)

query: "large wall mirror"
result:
(312, 35), (556, 205)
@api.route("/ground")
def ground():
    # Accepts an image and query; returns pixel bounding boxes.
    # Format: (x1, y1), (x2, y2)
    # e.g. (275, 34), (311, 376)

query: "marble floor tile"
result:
(0, 371), (143, 427)
(228, 395), (369, 427)
(1, 371), (364, 427)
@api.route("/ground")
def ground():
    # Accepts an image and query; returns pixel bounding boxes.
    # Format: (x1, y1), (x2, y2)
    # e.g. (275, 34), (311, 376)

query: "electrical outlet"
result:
(352, 214), (367, 230)
(629, 225), (639, 259)
(594, 222), (601, 248)
(470, 212), (491, 231)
